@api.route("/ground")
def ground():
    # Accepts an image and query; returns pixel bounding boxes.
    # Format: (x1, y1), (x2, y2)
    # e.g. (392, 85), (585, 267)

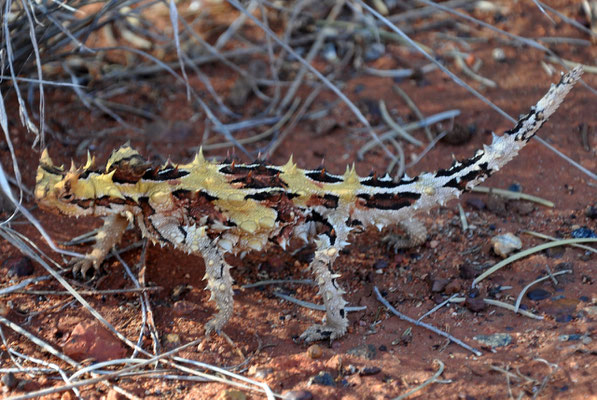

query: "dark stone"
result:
(3, 256), (34, 277)
(585, 205), (597, 219)
(347, 344), (377, 360)
(442, 123), (474, 145)
(283, 390), (313, 400)
(465, 297), (486, 312)
(2, 372), (18, 389)
(308, 371), (335, 387)
(555, 314), (573, 323)
(507, 183), (522, 192)
(465, 197), (485, 211)
(373, 259), (389, 269)
(526, 288), (551, 301)
(378, 344), (387, 352)
(571, 227), (596, 239)
(431, 278), (450, 293)
(544, 246), (565, 259)
(359, 366), (381, 376)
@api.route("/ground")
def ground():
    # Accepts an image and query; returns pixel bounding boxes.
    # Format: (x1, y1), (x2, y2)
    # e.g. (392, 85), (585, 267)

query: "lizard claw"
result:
(204, 318), (222, 338)
(381, 233), (410, 253)
(70, 256), (100, 278)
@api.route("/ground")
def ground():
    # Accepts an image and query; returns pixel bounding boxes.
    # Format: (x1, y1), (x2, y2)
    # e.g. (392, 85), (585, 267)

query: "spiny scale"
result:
(34, 67), (582, 342)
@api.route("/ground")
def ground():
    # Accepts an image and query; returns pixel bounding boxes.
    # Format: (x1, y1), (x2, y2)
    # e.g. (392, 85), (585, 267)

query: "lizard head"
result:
(35, 149), (98, 217)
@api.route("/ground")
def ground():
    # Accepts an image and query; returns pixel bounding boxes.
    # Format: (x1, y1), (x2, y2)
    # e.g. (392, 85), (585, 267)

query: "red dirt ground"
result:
(0, 1), (596, 399)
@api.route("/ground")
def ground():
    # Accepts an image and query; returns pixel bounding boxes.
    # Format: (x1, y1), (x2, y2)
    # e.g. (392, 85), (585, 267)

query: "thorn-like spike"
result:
(83, 150), (95, 170)
(69, 160), (77, 173)
(282, 155), (296, 174)
(192, 147), (205, 166)
(343, 163), (360, 184)
(279, 239), (288, 250)
(491, 132), (499, 144)
(40, 149), (56, 168)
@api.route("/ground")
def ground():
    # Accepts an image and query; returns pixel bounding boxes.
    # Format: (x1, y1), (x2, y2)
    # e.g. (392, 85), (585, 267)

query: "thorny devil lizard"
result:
(35, 67), (581, 342)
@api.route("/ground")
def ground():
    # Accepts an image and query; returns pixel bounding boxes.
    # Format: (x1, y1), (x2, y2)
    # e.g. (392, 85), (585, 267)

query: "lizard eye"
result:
(61, 193), (74, 201)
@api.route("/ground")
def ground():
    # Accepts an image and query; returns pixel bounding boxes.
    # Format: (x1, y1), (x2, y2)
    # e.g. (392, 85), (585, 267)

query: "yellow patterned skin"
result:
(35, 67), (581, 342)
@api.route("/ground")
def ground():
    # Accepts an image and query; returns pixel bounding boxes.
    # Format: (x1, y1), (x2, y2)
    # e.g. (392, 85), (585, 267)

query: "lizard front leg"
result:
(300, 231), (349, 343)
(72, 214), (129, 276)
(190, 234), (235, 337)
(147, 219), (236, 337)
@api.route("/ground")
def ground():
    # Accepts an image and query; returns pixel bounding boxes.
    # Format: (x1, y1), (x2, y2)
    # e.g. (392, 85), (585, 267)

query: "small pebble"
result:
(526, 288), (551, 301)
(3, 256), (34, 277)
(544, 246), (565, 259)
(491, 233), (522, 258)
(359, 366), (381, 376)
(465, 297), (486, 312)
(558, 334), (582, 342)
(442, 123), (475, 145)
(431, 278), (450, 293)
(373, 259), (389, 269)
(473, 333), (512, 348)
(444, 279), (462, 295)
(507, 183), (522, 192)
(585, 205), (597, 219)
(571, 227), (597, 239)
(347, 344), (376, 360)
(322, 43), (338, 63)
(308, 371), (335, 387)
(283, 390), (313, 400)
(218, 389), (246, 400)
(307, 344), (323, 359)
(492, 48), (506, 62)
(249, 367), (273, 379)
(2, 372), (18, 389)
(459, 264), (477, 280)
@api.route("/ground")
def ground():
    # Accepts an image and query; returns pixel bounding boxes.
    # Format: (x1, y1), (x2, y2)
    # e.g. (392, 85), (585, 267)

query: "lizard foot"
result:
(203, 318), (245, 359)
(299, 323), (345, 343)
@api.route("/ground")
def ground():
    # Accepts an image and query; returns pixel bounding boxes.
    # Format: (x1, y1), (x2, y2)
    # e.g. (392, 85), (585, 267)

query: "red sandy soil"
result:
(0, 1), (596, 399)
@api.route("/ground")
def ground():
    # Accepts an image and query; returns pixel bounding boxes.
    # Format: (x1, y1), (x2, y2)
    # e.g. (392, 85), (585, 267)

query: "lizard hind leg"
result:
(382, 218), (427, 253)
(299, 234), (349, 343)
